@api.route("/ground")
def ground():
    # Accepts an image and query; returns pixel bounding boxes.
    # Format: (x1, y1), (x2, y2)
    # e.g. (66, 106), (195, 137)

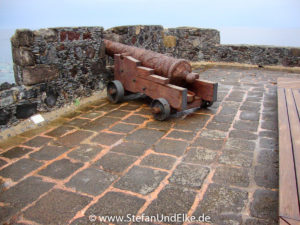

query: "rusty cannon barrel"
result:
(104, 39), (199, 84)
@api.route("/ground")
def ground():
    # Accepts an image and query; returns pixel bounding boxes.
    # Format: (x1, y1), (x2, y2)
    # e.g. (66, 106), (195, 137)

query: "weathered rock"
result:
(11, 29), (34, 47)
(22, 65), (59, 85)
(16, 103), (37, 119)
(12, 47), (35, 66)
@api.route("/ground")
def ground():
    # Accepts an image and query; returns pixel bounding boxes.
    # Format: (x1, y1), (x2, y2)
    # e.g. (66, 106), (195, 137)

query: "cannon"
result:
(104, 39), (218, 120)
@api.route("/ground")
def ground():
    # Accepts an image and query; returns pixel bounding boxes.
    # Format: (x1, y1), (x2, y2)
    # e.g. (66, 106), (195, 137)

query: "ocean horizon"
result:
(1, 27), (300, 84)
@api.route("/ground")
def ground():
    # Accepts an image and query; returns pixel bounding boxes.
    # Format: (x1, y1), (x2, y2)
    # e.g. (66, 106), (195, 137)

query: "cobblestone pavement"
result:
(1, 67), (299, 225)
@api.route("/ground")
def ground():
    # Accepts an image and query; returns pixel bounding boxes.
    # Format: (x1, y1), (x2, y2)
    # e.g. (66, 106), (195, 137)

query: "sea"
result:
(0, 29), (15, 84)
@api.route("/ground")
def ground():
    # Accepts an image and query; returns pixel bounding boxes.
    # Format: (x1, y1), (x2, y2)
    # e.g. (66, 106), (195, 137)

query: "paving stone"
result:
(218, 106), (238, 116)
(166, 130), (194, 141)
(229, 130), (258, 140)
(70, 216), (108, 225)
(68, 144), (102, 162)
(119, 104), (141, 111)
(29, 145), (69, 161)
(24, 189), (91, 225)
(109, 122), (138, 133)
(93, 152), (137, 173)
(0, 176), (54, 209)
(240, 111), (260, 121)
(212, 114), (235, 124)
(85, 192), (145, 223)
(193, 184), (248, 224)
(173, 114), (210, 131)
(225, 138), (256, 152)
(64, 118), (90, 127)
(96, 103), (121, 112)
(23, 136), (52, 148)
(66, 168), (117, 196)
(144, 184), (196, 219)
(0, 206), (18, 224)
(114, 166), (167, 195)
(206, 122), (231, 131)
(213, 166), (250, 187)
(0, 159), (7, 167)
(57, 130), (93, 147)
(200, 129), (227, 139)
(219, 150), (253, 167)
(80, 117), (119, 131)
(154, 139), (188, 156)
(169, 163), (209, 188)
(140, 154), (176, 170)
(0, 158), (42, 181)
(122, 115), (148, 124)
(233, 120), (259, 132)
(261, 120), (278, 131)
(259, 137), (278, 150)
(91, 132), (124, 146)
(105, 110), (129, 118)
(254, 164), (278, 188)
(240, 102), (261, 111)
(192, 137), (224, 150)
(257, 149), (278, 165)
(126, 128), (165, 145)
(244, 218), (276, 225)
(81, 111), (104, 119)
(183, 148), (218, 165)
(262, 111), (277, 121)
(45, 126), (74, 137)
(111, 141), (149, 156)
(250, 189), (278, 222)
(146, 120), (173, 131)
(0, 146), (33, 159)
(248, 91), (263, 98)
(135, 107), (152, 116)
(259, 130), (278, 139)
(38, 158), (83, 180)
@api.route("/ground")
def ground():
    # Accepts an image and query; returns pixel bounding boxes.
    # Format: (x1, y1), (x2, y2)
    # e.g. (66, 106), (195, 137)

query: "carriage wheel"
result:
(107, 80), (124, 103)
(201, 100), (213, 108)
(151, 98), (171, 121)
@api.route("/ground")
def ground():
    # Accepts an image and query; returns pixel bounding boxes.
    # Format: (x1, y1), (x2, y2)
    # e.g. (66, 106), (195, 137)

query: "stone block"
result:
(169, 163), (209, 188)
(1, 146), (33, 159)
(66, 168), (117, 196)
(11, 29), (34, 47)
(114, 166), (167, 195)
(24, 189), (91, 225)
(140, 154), (176, 170)
(12, 47), (35, 66)
(22, 65), (59, 85)
(34, 28), (57, 42)
(163, 35), (177, 48)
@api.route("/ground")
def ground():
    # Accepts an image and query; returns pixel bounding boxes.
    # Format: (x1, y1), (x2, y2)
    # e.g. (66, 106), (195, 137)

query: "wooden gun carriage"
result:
(104, 39), (218, 120)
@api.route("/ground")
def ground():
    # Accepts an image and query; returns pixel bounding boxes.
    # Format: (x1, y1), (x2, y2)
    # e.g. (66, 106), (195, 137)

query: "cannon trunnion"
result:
(105, 40), (218, 120)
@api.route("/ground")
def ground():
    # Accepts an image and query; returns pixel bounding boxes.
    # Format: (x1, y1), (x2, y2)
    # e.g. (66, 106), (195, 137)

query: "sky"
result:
(0, 0), (300, 46)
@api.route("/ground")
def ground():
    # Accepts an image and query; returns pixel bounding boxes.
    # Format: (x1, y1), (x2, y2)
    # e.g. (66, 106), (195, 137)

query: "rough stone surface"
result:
(250, 189), (278, 222)
(213, 166), (250, 187)
(0, 146), (33, 159)
(85, 191), (145, 223)
(169, 163), (210, 188)
(66, 168), (117, 196)
(144, 184), (197, 219)
(93, 152), (137, 173)
(67, 144), (102, 162)
(140, 154), (176, 170)
(30, 145), (69, 160)
(38, 158), (83, 179)
(183, 147), (218, 165)
(193, 184), (248, 224)
(154, 139), (188, 156)
(114, 166), (167, 195)
(0, 158), (42, 181)
(111, 141), (149, 156)
(24, 189), (91, 225)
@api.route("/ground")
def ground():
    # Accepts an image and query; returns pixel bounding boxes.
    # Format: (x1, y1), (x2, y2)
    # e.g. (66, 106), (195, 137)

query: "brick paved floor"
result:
(1, 67), (299, 225)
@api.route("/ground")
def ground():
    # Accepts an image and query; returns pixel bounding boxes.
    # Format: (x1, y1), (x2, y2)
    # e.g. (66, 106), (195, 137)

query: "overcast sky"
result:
(0, 0), (300, 46)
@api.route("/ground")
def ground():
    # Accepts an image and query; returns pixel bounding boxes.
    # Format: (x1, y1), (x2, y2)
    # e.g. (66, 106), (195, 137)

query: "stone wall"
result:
(0, 27), (108, 129)
(1, 25), (300, 130)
